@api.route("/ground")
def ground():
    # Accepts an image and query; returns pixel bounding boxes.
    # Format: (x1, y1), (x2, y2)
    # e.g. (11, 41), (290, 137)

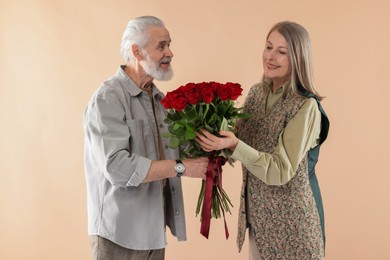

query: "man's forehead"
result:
(146, 26), (171, 42)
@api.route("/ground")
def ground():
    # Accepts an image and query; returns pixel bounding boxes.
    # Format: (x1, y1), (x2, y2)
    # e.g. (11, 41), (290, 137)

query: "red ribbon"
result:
(200, 153), (229, 239)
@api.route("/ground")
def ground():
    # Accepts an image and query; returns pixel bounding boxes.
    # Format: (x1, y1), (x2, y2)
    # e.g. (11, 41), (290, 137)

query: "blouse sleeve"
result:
(230, 98), (321, 185)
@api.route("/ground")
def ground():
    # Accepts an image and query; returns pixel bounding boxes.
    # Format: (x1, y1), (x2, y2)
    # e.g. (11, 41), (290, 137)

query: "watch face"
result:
(175, 163), (185, 173)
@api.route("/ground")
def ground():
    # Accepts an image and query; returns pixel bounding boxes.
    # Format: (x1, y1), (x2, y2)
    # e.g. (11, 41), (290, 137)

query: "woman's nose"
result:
(266, 50), (275, 60)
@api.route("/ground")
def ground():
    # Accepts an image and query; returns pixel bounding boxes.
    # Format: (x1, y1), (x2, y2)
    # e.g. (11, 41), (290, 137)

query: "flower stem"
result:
(196, 180), (205, 217)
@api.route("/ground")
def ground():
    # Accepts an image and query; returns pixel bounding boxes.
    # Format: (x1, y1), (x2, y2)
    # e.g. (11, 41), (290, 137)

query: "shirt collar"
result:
(266, 81), (292, 97)
(116, 66), (165, 100)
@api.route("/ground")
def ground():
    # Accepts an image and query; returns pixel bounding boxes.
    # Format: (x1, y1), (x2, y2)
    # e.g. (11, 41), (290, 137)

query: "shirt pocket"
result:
(126, 119), (157, 158)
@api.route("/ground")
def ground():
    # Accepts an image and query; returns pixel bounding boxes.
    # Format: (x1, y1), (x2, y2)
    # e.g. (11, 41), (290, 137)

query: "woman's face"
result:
(262, 30), (291, 89)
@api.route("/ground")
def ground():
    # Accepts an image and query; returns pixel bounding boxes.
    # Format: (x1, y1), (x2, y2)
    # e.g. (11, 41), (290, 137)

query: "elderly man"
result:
(83, 16), (208, 260)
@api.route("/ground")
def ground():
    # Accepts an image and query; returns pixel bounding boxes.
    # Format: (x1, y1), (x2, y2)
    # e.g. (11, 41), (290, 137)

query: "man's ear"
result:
(132, 44), (144, 61)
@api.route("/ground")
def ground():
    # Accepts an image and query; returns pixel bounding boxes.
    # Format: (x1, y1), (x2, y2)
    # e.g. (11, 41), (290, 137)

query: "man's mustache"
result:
(160, 57), (172, 64)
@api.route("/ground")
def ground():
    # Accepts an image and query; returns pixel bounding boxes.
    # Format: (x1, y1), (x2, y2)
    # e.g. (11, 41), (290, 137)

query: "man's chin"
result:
(156, 75), (173, 81)
(153, 69), (173, 81)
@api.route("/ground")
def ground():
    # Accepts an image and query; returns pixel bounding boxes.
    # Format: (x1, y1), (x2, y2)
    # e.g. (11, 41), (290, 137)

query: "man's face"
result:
(140, 26), (174, 81)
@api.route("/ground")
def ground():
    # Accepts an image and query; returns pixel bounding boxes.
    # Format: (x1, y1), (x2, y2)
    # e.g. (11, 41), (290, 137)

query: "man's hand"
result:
(182, 157), (209, 179)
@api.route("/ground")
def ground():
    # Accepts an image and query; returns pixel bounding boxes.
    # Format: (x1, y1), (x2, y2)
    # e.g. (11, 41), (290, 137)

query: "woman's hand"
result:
(195, 129), (239, 152)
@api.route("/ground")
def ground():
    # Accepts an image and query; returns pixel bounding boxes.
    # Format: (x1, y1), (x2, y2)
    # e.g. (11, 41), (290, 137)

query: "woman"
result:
(196, 21), (330, 259)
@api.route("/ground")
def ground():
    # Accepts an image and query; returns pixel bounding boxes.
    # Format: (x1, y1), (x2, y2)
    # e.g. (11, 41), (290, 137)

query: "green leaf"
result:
(160, 132), (172, 138)
(204, 122), (214, 133)
(207, 113), (217, 125)
(185, 121), (195, 130)
(220, 117), (228, 131)
(236, 113), (253, 119)
(186, 106), (197, 120)
(217, 102), (229, 116)
(173, 122), (183, 131)
(169, 112), (182, 121)
(184, 128), (196, 140)
(184, 121), (196, 140)
(169, 136), (180, 148)
(163, 118), (173, 124)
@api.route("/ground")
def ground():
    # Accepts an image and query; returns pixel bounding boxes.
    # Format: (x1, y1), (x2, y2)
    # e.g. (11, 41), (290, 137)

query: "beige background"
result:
(1, 0), (389, 259)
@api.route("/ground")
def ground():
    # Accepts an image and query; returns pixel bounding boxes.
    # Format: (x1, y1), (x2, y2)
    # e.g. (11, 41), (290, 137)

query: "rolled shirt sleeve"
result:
(231, 98), (321, 185)
(85, 91), (151, 187)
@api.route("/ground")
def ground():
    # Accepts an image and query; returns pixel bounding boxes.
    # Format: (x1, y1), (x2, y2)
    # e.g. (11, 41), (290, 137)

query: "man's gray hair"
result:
(120, 16), (165, 64)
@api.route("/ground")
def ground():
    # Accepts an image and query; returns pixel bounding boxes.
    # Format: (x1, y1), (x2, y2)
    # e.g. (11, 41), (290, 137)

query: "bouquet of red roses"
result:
(161, 81), (251, 239)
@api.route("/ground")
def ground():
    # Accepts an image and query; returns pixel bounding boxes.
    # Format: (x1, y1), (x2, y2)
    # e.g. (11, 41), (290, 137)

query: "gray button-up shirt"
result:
(83, 66), (186, 250)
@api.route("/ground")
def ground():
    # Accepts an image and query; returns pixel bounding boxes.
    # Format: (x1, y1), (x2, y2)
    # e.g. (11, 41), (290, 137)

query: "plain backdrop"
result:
(1, 0), (389, 259)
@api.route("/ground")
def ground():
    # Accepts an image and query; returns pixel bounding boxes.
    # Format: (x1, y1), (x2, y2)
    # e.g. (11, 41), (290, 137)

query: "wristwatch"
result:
(175, 160), (186, 177)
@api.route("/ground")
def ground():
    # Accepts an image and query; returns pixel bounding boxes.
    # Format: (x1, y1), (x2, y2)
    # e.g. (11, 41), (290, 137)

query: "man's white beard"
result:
(140, 54), (173, 81)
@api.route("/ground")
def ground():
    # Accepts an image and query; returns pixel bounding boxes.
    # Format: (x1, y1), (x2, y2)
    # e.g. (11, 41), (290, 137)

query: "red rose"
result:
(198, 82), (212, 90)
(217, 85), (232, 101)
(161, 97), (172, 109)
(170, 93), (187, 111)
(161, 91), (175, 109)
(171, 97), (187, 111)
(227, 82), (243, 100)
(197, 82), (215, 104)
(181, 83), (201, 105)
(210, 82), (223, 92)
(162, 89), (188, 111)
(187, 92), (201, 105)
(201, 87), (215, 104)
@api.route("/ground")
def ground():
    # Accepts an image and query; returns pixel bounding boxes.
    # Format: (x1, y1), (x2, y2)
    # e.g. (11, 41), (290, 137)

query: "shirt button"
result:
(171, 187), (175, 192)
(175, 210), (180, 215)
(159, 123), (164, 128)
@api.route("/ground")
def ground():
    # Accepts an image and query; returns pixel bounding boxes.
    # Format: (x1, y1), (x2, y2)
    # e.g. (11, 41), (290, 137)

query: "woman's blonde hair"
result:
(262, 21), (324, 100)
